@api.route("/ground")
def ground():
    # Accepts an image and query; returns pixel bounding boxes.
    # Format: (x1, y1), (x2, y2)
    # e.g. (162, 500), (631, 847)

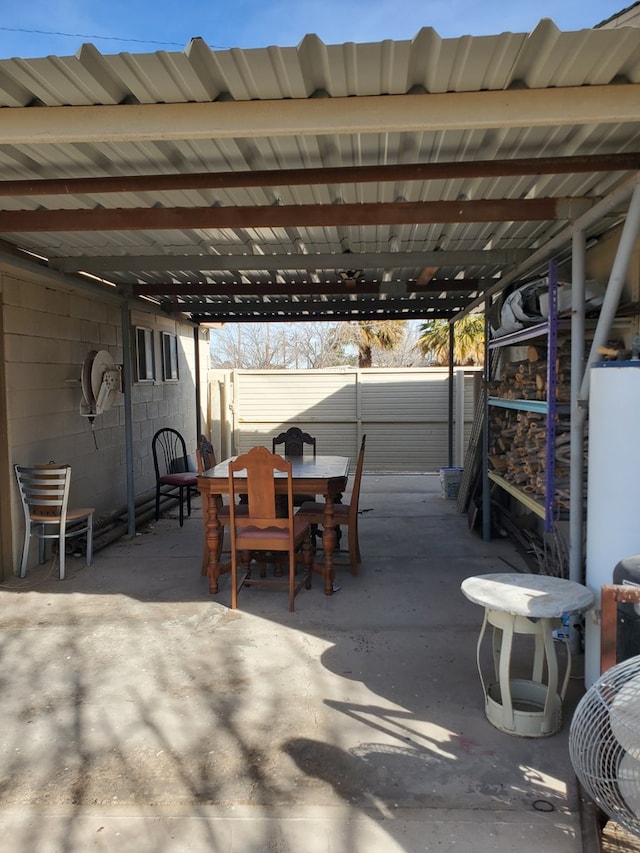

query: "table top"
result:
(199, 454), (350, 482)
(461, 573), (596, 618)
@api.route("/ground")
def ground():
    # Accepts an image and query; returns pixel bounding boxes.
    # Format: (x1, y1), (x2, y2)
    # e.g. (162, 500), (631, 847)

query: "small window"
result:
(161, 332), (179, 381)
(136, 327), (155, 381)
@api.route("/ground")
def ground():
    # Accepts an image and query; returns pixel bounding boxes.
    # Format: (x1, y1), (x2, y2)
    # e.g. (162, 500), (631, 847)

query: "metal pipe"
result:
(448, 323), (454, 467)
(455, 368), (465, 467)
(121, 301), (136, 537)
(482, 299), (491, 541)
(92, 491), (186, 552)
(569, 229), (586, 586)
(544, 262), (558, 534)
(194, 326), (202, 440)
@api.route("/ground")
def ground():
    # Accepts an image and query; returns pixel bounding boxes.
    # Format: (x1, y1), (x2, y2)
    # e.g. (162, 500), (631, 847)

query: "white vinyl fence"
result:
(207, 367), (481, 473)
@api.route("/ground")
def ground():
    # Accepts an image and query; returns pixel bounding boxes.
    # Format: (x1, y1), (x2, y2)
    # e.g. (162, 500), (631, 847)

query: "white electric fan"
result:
(569, 655), (640, 838)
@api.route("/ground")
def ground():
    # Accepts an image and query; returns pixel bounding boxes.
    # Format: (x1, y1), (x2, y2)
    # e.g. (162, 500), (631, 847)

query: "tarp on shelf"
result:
(491, 277), (606, 338)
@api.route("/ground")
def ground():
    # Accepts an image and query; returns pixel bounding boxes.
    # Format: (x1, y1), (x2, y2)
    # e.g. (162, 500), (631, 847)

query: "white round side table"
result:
(461, 573), (595, 737)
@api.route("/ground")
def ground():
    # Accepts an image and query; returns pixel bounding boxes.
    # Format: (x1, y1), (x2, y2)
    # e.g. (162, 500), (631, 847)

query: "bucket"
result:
(439, 466), (463, 500)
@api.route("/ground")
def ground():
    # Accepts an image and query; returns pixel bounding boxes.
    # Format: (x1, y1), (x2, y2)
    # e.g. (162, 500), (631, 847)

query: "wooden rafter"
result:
(0, 154), (637, 197)
(0, 197), (578, 232)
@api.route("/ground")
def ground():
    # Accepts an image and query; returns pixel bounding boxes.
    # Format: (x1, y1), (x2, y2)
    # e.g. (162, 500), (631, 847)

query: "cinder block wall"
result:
(1, 266), (205, 576)
(129, 307), (201, 493)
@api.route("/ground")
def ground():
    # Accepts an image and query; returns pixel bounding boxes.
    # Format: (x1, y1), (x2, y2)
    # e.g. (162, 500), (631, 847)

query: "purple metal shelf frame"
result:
(544, 261), (559, 532)
(487, 261), (559, 533)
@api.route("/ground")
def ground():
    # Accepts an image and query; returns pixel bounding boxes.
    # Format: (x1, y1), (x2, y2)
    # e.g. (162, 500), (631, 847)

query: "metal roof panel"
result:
(0, 23), (638, 323)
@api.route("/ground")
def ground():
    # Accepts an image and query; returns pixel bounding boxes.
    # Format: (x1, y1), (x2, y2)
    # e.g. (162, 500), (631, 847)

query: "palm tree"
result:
(332, 320), (407, 368)
(416, 315), (484, 366)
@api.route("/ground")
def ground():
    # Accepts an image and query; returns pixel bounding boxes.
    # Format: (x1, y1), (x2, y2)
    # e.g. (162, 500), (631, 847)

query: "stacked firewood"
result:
(488, 338), (584, 510)
(487, 339), (572, 402)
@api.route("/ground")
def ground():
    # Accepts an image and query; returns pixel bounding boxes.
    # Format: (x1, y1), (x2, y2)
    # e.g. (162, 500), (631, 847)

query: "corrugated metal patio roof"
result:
(0, 19), (638, 322)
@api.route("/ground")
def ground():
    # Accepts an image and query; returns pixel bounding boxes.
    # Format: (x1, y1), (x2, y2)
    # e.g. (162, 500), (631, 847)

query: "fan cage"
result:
(569, 655), (640, 838)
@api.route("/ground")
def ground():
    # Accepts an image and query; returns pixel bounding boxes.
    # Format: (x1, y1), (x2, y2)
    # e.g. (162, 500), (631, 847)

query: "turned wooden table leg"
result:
(322, 493), (337, 595)
(204, 491), (222, 594)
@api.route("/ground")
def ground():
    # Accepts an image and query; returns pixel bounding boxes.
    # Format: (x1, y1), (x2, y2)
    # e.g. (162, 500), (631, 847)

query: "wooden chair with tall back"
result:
(152, 427), (198, 527)
(272, 426), (317, 507)
(195, 433), (216, 475)
(296, 434), (366, 575)
(272, 427), (316, 459)
(14, 463), (94, 580)
(228, 445), (313, 611)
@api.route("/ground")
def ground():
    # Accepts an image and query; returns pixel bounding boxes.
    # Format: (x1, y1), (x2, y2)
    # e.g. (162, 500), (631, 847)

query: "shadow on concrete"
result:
(0, 475), (586, 852)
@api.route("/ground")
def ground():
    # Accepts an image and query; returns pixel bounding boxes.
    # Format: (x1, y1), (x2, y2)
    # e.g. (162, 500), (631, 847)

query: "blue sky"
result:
(0, 0), (629, 59)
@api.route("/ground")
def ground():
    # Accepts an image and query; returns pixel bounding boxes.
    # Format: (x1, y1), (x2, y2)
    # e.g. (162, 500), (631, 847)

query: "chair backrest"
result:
(196, 434), (216, 473)
(348, 435), (367, 523)
(14, 464), (72, 521)
(229, 445), (295, 534)
(152, 428), (191, 478)
(272, 426), (316, 458)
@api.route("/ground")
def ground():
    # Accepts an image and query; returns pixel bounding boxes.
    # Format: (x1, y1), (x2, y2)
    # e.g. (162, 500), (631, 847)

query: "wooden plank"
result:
(600, 584), (640, 675)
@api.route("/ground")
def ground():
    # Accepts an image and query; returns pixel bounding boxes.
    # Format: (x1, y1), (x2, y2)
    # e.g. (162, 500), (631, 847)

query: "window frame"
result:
(161, 331), (179, 381)
(135, 326), (155, 382)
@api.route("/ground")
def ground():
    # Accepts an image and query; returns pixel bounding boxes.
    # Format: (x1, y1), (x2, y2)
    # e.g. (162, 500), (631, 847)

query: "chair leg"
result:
(288, 550), (296, 612)
(348, 525), (359, 576)
(258, 554), (267, 578)
(155, 485), (161, 521)
(303, 534), (313, 590)
(274, 553), (283, 576)
(59, 523), (66, 580)
(19, 530), (30, 578)
(86, 515), (94, 567)
(243, 551), (254, 579)
(38, 525), (46, 564)
(231, 550), (251, 609)
(179, 487), (184, 527)
(231, 550), (238, 610)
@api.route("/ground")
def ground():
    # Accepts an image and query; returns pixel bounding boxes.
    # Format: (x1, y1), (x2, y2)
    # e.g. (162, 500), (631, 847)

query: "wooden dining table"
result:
(198, 454), (350, 597)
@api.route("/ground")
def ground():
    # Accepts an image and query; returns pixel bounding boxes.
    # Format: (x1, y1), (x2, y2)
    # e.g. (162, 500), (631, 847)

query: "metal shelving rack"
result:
(485, 262), (560, 534)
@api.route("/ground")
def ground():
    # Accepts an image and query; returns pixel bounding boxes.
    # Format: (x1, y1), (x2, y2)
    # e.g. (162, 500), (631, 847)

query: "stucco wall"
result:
(1, 265), (207, 577)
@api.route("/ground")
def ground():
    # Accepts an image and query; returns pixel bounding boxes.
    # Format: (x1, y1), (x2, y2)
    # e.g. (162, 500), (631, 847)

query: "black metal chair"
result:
(152, 427), (198, 527)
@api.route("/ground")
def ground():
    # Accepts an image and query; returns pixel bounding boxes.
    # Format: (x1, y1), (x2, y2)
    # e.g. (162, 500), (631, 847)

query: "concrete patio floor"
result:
(0, 474), (596, 852)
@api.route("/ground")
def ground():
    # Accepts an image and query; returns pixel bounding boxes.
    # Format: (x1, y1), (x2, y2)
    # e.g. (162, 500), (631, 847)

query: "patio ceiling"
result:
(0, 20), (639, 323)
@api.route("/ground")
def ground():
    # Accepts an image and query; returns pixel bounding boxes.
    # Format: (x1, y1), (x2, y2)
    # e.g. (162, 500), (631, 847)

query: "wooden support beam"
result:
(0, 154), (637, 197)
(0, 197), (571, 232)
